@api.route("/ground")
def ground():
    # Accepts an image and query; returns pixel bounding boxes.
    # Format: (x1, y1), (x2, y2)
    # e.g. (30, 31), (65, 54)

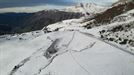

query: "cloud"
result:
(0, 0), (118, 8)
(72, 0), (118, 5)
(0, 0), (74, 8)
(0, 0), (118, 13)
(0, 5), (68, 13)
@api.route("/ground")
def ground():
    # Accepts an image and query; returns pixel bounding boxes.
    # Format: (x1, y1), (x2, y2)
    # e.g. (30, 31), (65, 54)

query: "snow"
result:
(44, 18), (85, 31)
(41, 31), (134, 75)
(44, 9), (134, 53)
(1, 31), (134, 75)
(0, 4), (134, 75)
(0, 31), (45, 75)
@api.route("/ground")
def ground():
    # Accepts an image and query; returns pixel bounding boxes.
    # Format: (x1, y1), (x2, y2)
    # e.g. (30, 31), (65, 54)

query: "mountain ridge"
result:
(0, 10), (83, 35)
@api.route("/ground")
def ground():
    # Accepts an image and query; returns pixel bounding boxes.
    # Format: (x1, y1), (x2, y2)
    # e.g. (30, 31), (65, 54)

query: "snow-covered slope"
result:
(43, 3), (134, 53)
(0, 1), (134, 75)
(0, 31), (45, 75)
(1, 31), (134, 75)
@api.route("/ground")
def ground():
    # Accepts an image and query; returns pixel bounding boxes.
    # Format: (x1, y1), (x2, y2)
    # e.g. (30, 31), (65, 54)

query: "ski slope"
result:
(0, 31), (134, 75)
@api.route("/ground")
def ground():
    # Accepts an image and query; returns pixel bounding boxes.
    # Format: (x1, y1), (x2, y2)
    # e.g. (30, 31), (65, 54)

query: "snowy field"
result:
(0, 31), (134, 75)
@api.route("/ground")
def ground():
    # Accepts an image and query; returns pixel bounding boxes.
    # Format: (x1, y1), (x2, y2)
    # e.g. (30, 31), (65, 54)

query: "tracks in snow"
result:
(9, 30), (133, 75)
(9, 38), (68, 75)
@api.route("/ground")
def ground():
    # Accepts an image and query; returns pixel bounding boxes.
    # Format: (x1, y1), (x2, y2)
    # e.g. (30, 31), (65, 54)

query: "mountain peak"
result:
(63, 2), (107, 14)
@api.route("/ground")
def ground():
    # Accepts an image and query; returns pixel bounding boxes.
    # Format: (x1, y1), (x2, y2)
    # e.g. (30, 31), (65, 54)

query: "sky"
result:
(0, 0), (118, 8)
(0, 0), (118, 13)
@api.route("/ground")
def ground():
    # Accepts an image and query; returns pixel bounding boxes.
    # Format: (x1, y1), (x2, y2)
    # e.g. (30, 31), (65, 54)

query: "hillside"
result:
(0, 1), (134, 75)
(0, 10), (83, 35)
(43, 1), (134, 54)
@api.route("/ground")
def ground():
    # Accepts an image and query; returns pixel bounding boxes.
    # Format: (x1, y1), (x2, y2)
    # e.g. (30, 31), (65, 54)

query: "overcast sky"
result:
(0, 0), (118, 13)
(0, 0), (118, 8)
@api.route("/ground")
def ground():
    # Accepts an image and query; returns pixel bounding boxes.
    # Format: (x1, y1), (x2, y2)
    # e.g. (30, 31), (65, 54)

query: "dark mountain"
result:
(17, 10), (83, 33)
(0, 10), (83, 35)
(0, 13), (33, 35)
